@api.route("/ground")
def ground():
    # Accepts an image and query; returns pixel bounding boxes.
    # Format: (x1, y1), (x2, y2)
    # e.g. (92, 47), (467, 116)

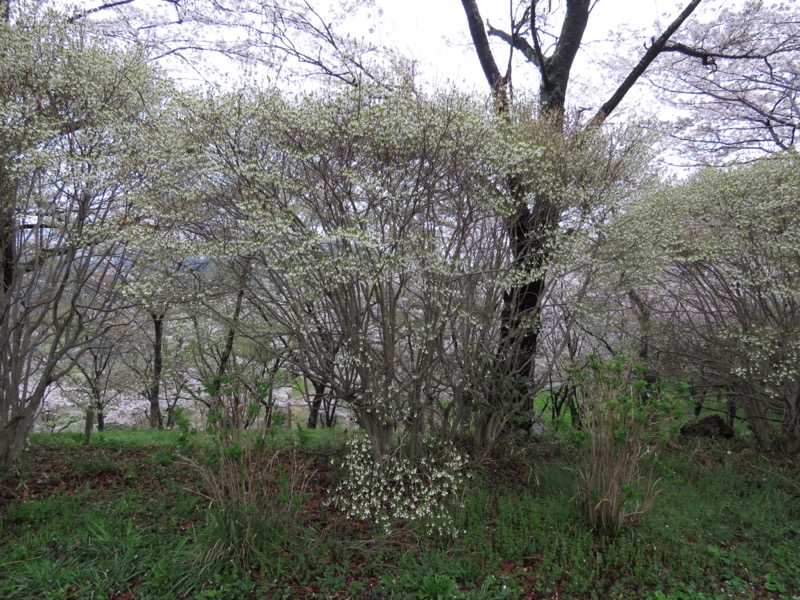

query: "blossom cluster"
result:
(333, 434), (469, 537)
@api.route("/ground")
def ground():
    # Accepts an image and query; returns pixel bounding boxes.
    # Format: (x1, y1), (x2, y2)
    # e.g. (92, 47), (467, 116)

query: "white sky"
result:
(375, 0), (670, 91)
(64, 0), (732, 130)
(344, 0), (730, 124)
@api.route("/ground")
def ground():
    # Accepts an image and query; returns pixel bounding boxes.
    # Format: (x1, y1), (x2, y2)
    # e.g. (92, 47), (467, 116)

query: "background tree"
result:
(611, 152), (800, 452)
(648, 0), (800, 162)
(58, 329), (129, 432)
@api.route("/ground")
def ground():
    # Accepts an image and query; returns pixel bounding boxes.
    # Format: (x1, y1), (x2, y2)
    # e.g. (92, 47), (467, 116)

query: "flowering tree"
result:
(648, 0), (800, 162)
(614, 152), (800, 452)
(166, 85), (516, 461)
(0, 7), (161, 465)
(57, 326), (131, 432)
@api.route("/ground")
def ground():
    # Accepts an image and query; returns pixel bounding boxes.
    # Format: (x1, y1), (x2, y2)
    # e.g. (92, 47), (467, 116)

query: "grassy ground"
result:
(0, 429), (798, 599)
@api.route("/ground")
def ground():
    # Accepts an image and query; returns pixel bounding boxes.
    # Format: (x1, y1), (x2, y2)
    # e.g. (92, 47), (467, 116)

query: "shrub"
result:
(576, 357), (662, 535)
(334, 433), (469, 536)
(183, 423), (313, 568)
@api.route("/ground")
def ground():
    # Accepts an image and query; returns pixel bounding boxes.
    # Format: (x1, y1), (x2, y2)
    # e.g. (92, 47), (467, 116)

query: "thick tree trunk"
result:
(0, 412), (34, 468)
(495, 192), (556, 415)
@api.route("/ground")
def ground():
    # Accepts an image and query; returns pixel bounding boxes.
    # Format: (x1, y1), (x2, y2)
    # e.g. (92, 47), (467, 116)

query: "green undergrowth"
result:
(1, 431), (797, 598)
(29, 425), (347, 453)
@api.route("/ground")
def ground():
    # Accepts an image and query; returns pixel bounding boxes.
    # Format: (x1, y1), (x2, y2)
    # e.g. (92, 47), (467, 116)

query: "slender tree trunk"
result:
(785, 396), (799, 455)
(209, 288), (245, 426)
(628, 289), (651, 362)
(1, 162), (16, 304)
(322, 396), (338, 428)
(307, 378), (325, 429)
(83, 406), (94, 446)
(726, 396), (736, 428)
(148, 311), (164, 429)
(96, 403), (105, 432)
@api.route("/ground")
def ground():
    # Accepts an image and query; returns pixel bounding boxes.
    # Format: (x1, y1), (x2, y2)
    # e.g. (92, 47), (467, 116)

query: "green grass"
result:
(1, 430), (798, 598)
(29, 428), (184, 448)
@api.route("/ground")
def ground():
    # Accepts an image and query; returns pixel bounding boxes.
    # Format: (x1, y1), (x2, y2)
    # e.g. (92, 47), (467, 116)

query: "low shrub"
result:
(576, 357), (663, 535)
(334, 433), (469, 536)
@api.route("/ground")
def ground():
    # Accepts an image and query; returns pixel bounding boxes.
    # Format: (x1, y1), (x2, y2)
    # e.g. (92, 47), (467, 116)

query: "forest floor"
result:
(0, 428), (798, 599)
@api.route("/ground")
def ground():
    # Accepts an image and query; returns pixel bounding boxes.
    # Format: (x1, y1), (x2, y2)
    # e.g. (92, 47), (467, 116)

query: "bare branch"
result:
(660, 41), (778, 66)
(487, 22), (539, 66)
(68, 0), (137, 23)
(530, 0), (549, 86)
(460, 0), (506, 102)
(588, 0), (703, 127)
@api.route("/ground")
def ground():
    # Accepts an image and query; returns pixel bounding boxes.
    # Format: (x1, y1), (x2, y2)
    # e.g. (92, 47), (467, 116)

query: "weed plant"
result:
(576, 357), (664, 535)
(181, 417), (314, 571)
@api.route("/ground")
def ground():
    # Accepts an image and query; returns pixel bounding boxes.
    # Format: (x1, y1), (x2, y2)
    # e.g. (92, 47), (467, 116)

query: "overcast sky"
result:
(376, 0), (671, 90)
(62, 0), (733, 129)
(340, 0), (731, 122)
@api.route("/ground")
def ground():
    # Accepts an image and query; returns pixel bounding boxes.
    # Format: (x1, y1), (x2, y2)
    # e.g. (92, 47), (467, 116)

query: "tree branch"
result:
(539, 0), (591, 112)
(486, 23), (539, 66)
(460, 0), (506, 101)
(661, 42), (718, 69)
(661, 41), (778, 64)
(588, 0), (703, 127)
(530, 0), (549, 86)
(68, 0), (137, 22)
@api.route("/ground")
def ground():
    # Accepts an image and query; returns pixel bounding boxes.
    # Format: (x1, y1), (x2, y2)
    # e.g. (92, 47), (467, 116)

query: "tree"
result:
(614, 152), (800, 452)
(162, 84), (521, 460)
(0, 8), (160, 465)
(58, 329), (129, 432)
(457, 0), (704, 442)
(648, 0), (800, 162)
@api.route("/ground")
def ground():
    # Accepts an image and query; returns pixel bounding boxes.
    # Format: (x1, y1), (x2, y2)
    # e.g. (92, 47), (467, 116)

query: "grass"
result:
(29, 428), (184, 448)
(1, 429), (798, 598)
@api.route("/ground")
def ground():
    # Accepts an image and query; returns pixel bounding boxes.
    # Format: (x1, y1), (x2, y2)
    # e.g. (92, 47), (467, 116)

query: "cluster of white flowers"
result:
(333, 434), (469, 537)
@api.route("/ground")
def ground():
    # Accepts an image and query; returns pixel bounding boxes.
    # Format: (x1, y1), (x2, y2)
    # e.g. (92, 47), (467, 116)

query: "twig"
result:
(0, 556), (43, 568)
